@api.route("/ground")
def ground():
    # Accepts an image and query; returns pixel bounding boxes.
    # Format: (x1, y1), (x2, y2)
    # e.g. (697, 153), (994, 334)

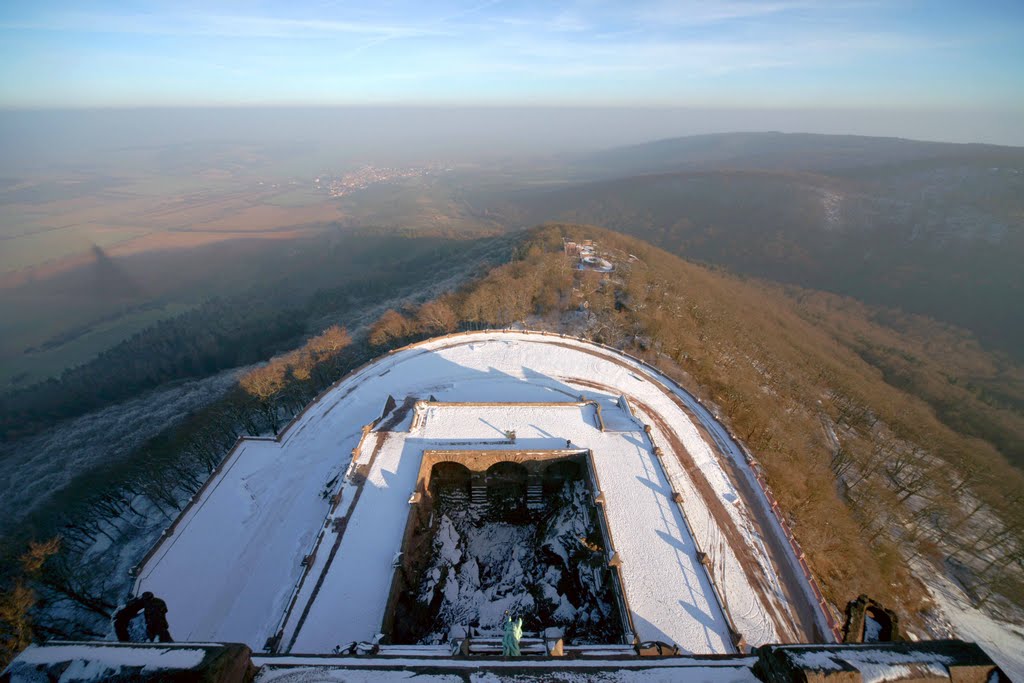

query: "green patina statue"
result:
(502, 611), (523, 656)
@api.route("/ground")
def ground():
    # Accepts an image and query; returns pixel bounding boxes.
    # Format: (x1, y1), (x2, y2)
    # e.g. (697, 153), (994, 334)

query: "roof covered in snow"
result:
(3, 642), (232, 682)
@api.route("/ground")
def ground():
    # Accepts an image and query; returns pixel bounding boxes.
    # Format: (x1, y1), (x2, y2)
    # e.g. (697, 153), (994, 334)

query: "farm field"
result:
(0, 159), (504, 387)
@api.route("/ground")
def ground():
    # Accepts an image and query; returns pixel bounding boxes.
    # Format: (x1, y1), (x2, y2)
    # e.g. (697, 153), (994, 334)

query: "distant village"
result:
(314, 164), (449, 197)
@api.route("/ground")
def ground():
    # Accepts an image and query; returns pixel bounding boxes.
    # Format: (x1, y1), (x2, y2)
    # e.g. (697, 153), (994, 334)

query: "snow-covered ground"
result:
(132, 428), (349, 648)
(918, 561), (1024, 680)
(254, 658), (761, 682)
(10, 643), (208, 681)
(134, 332), (821, 654)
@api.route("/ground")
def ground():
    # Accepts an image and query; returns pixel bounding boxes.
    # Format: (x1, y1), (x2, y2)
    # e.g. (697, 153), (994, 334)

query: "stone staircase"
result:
(470, 484), (488, 514)
(526, 483), (544, 511)
(466, 636), (547, 656)
(438, 487), (469, 508)
(377, 644), (451, 657)
(564, 644), (638, 657)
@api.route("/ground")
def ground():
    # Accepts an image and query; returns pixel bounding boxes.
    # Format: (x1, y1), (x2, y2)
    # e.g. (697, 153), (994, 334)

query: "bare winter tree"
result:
(415, 299), (459, 335)
(369, 310), (414, 347)
(240, 362), (288, 435)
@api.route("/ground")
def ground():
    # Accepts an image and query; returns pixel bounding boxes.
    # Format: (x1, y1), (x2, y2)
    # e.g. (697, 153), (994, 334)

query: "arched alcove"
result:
(429, 461), (472, 513)
(485, 461), (529, 484)
(543, 459), (582, 494)
(430, 461), (471, 487)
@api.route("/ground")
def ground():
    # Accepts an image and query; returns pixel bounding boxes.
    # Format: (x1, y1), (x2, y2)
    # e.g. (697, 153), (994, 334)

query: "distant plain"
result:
(0, 146), (514, 387)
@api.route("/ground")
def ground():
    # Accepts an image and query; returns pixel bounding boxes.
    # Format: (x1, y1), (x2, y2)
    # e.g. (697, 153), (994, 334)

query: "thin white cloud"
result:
(0, 0), (1009, 109)
(476, 27), (925, 71)
(201, 15), (447, 38)
(0, 11), (448, 40)
(629, 0), (880, 27)
(338, 0), (504, 60)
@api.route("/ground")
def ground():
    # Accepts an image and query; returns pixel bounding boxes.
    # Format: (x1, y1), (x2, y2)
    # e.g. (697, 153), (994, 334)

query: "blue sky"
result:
(0, 0), (1022, 109)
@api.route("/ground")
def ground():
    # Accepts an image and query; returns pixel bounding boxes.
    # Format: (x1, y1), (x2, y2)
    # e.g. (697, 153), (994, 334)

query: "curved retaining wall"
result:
(130, 329), (841, 642)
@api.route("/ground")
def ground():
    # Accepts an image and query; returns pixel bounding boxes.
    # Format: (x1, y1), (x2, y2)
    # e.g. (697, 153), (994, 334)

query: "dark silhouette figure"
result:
(113, 596), (144, 642)
(113, 592), (173, 643)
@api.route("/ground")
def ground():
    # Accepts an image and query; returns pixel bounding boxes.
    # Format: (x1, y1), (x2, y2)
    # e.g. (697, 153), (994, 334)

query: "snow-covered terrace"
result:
(133, 332), (826, 655)
(293, 401), (733, 653)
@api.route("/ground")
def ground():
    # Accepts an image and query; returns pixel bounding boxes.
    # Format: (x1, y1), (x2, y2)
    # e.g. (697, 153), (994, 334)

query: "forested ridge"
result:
(506, 157), (1024, 359)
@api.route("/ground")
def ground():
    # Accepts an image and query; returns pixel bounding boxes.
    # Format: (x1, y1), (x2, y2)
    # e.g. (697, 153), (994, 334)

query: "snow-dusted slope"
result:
(135, 332), (824, 654)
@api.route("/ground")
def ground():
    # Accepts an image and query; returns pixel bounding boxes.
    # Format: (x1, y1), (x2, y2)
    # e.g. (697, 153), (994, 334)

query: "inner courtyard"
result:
(388, 454), (627, 645)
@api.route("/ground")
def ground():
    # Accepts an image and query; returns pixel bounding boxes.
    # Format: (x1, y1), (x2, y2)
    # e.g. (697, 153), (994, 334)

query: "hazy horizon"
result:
(3, 1), (1023, 153)
(2, 106), (1022, 175)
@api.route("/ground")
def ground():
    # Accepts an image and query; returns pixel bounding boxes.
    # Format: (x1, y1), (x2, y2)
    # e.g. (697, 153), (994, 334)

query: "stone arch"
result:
(430, 461), (471, 487)
(484, 461), (528, 518)
(429, 461), (472, 513)
(544, 459), (582, 481)
(485, 461), (529, 484)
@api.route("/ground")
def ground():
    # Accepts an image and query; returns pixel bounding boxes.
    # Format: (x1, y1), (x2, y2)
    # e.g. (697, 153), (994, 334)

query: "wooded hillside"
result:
(505, 159), (1024, 362)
